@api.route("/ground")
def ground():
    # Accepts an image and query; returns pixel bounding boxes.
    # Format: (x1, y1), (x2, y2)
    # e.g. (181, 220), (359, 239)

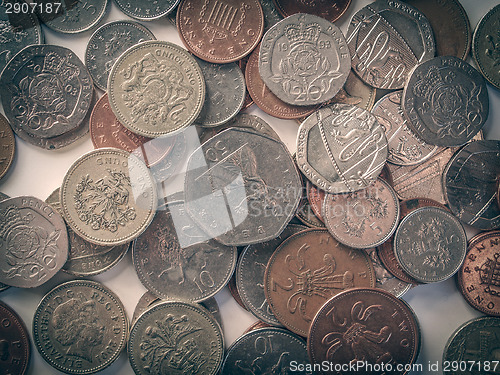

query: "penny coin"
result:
(264, 228), (375, 336)
(128, 301), (224, 375)
(379, 163), (393, 187)
(472, 4), (500, 90)
(221, 327), (311, 374)
(307, 288), (420, 374)
(259, 13), (350, 106)
(394, 207), (467, 283)
(372, 90), (437, 166)
(458, 230), (500, 316)
(306, 180), (325, 223)
(272, 0), (351, 22)
(297, 104), (388, 194)
(114, 0), (179, 20)
(403, 56), (489, 147)
(60, 148), (157, 246)
(108, 41), (205, 137)
(295, 158), (326, 228)
(0, 196), (68, 288)
(194, 58), (246, 127)
(85, 20), (156, 91)
(323, 178), (400, 249)
(0, 44), (93, 140)
(133, 200), (237, 302)
(245, 44), (317, 119)
(33, 280), (128, 374)
(0, 301), (30, 375)
(228, 270), (249, 311)
(177, 0), (264, 64)
(346, 0), (435, 90)
(242, 320), (272, 334)
(443, 140), (500, 230)
(0, 113), (16, 181)
(236, 223), (307, 325)
(184, 127), (302, 246)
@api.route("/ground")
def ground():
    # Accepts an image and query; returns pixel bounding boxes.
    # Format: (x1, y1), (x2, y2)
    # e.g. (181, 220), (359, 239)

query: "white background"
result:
(1, 0), (500, 374)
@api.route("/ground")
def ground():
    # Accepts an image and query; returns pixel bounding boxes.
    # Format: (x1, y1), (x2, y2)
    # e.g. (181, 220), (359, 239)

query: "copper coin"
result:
(467, 231), (489, 249)
(0, 113), (15, 181)
(458, 230), (500, 316)
(307, 288), (420, 374)
(242, 320), (272, 334)
(177, 0), (264, 63)
(272, 0), (351, 22)
(238, 56), (254, 109)
(379, 163), (394, 187)
(295, 164), (325, 228)
(264, 228), (375, 336)
(307, 180), (325, 223)
(228, 270), (249, 311)
(245, 44), (317, 119)
(0, 301), (30, 375)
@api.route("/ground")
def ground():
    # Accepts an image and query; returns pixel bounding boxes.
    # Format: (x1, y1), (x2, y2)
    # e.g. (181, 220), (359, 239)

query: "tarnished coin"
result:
(261, 0), (283, 31)
(0, 196), (68, 288)
(128, 301), (224, 375)
(403, 56), (489, 147)
(306, 180), (325, 223)
(296, 104), (388, 194)
(108, 41), (205, 137)
(0, 113), (16, 181)
(308, 288), (420, 375)
(0, 0), (43, 74)
(33, 280), (128, 374)
(177, 0), (264, 64)
(0, 301), (30, 375)
(237, 56), (254, 110)
(472, 4), (500, 90)
(221, 327), (312, 374)
(458, 230), (500, 316)
(85, 21), (155, 91)
(338, 69), (377, 111)
(114, 0), (179, 20)
(236, 223), (307, 325)
(394, 207), (467, 283)
(346, 0), (435, 90)
(295, 157), (325, 228)
(323, 178), (400, 249)
(133, 200), (237, 302)
(184, 127), (301, 246)
(372, 90), (437, 166)
(194, 58), (246, 127)
(264, 229), (375, 336)
(443, 140), (500, 230)
(259, 13), (350, 106)
(272, 0), (351, 22)
(60, 148), (157, 246)
(0, 44), (93, 140)
(0, 193), (10, 292)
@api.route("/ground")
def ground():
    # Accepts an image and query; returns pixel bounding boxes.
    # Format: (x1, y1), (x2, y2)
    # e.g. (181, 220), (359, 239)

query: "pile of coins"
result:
(0, 0), (499, 374)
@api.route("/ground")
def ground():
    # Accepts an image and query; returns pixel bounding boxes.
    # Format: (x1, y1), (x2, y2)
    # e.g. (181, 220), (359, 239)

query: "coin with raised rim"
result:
(114, 0), (179, 20)
(0, 301), (30, 375)
(272, 0), (351, 22)
(0, 113), (16, 181)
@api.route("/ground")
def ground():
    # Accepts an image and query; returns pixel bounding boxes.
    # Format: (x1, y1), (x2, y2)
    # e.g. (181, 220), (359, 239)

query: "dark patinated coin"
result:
(272, 0), (351, 22)
(0, 301), (30, 375)
(0, 113), (16, 182)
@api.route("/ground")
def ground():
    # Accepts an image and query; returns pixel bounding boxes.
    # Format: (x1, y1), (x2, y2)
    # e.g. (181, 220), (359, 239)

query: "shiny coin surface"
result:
(114, 0), (179, 20)
(184, 127), (302, 246)
(259, 13), (350, 106)
(403, 56), (489, 147)
(60, 148), (157, 246)
(85, 20), (155, 91)
(272, 0), (351, 22)
(0, 196), (68, 288)
(346, 0), (435, 90)
(323, 178), (400, 249)
(264, 228), (375, 336)
(33, 280), (128, 374)
(0, 113), (16, 181)
(394, 207), (467, 283)
(308, 288), (420, 375)
(296, 104), (388, 194)
(443, 140), (500, 230)
(108, 41), (205, 137)
(0, 301), (30, 375)
(128, 301), (224, 375)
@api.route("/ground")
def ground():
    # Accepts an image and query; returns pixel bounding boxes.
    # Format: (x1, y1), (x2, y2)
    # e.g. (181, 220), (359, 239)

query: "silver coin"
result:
(85, 20), (155, 91)
(372, 90), (437, 166)
(259, 13), (350, 106)
(296, 103), (388, 194)
(261, 0), (283, 32)
(184, 127), (302, 246)
(128, 301), (224, 375)
(32, 280), (128, 374)
(443, 140), (500, 230)
(0, 0), (44, 74)
(108, 41), (205, 137)
(403, 56), (489, 147)
(0, 196), (68, 288)
(194, 58), (246, 127)
(148, 131), (186, 184)
(114, 0), (179, 20)
(394, 206), (467, 283)
(0, 192), (9, 292)
(346, 0), (435, 90)
(133, 200), (237, 302)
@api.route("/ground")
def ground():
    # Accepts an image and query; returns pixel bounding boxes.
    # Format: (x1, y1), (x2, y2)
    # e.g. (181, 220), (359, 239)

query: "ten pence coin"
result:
(113, 0), (179, 20)
(0, 113), (16, 181)
(0, 301), (30, 375)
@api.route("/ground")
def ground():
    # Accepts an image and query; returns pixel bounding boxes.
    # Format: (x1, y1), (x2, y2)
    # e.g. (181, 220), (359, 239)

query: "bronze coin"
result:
(307, 180), (325, 223)
(242, 320), (272, 334)
(379, 163), (394, 187)
(0, 301), (30, 375)
(458, 230), (500, 316)
(0, 113), (15, 182)
(307, 288), (420, 375)
(228, 269), (249, 311)
(264, 228), (375, 336)
(177, 0), (264, 63)
(272, 0), (351, 22)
